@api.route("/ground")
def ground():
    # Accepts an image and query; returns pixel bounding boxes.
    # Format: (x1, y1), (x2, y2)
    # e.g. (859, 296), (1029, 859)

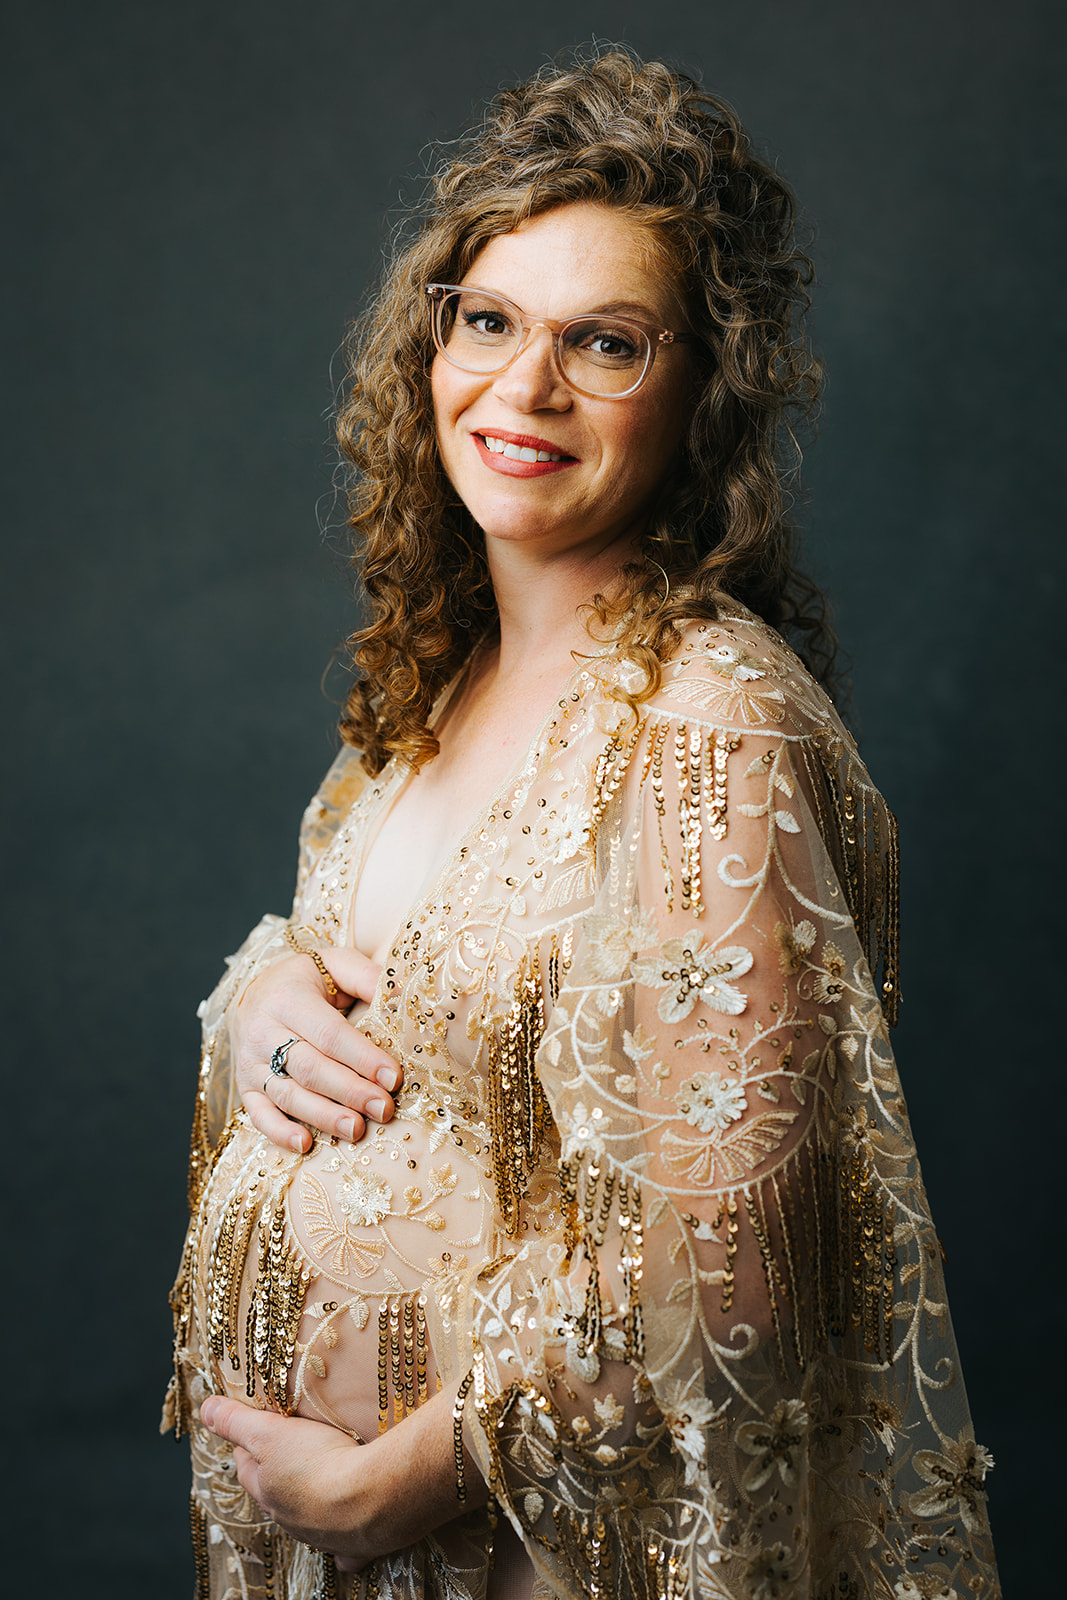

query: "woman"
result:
(166, 51), (1001, 1600)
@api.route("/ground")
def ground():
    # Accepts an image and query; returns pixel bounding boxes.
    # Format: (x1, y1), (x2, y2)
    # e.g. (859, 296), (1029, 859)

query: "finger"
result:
(243, 1089), (316, 1154)
(258, 990), (402, 1095)
(262, 1076), (368, 1145)
(275, 1039), (397, 1121)
(263, 1070), (371, 1145)
(297, 1004), (402, 1094)
(317, 947), (383, 1008)
(200, 1395), (273, 1454)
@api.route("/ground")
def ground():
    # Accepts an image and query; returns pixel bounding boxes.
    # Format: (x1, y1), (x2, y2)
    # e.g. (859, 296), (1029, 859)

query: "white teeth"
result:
(481, 434), (562, 462)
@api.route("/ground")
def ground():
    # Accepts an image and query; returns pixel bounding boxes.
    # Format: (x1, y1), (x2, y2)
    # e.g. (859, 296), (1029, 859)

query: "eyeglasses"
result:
(426, 283), (690, 399)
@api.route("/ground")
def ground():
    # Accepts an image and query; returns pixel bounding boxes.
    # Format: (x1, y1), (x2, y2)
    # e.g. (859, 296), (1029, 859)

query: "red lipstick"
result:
(472, 428), (578, 478)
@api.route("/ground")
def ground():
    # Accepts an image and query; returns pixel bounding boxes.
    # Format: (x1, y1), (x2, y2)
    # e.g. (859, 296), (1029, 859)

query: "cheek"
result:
(431, 358), (484, 452)
(614, 395), (690, 489)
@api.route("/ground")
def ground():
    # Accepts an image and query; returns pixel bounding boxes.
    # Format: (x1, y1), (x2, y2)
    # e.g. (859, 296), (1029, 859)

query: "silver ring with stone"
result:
(269, 1037), (298, 1077)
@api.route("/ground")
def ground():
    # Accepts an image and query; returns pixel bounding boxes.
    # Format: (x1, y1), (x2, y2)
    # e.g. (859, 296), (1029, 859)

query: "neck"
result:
(484, 527), (639, 682)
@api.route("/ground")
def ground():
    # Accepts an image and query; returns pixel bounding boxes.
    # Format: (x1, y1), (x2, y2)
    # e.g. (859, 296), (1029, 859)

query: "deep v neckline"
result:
(349, 642), (615, 979)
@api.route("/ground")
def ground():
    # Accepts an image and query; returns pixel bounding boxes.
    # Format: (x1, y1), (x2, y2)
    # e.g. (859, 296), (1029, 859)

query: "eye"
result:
(567, 321), (644, 366)
(459, 305), (515, 339)
(589, 330), (638, 357)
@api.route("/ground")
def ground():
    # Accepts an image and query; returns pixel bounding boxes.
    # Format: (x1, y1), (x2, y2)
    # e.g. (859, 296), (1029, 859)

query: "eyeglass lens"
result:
(435, 289), (652, 396)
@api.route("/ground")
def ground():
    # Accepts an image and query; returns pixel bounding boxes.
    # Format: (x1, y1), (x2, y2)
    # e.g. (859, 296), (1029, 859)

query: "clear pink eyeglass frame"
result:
(426, 283), (691, 400)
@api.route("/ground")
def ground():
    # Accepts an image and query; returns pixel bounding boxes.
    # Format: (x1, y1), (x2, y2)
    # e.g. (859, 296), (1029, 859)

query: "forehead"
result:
(461, 202), (682, 324)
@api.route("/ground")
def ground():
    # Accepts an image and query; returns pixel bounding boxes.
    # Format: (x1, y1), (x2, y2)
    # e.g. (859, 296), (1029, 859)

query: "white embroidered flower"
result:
(337, 1171), (392, 1226)
(707, 642), (766, 681)
(865, 1393), (904, 1454)
(561, 1102), (606, 1162)
(735, 1399), (810, 1491)
(812, 940), (848, 1004)
(663, 1393), (717, 1462)
(540, 804), (591, 864)
(774, 920), (816, 975)
(583, 909), (659, 982)
(680, 1073), (747, 1134)
(632, 935), (753, 1021)
(593, 1394), (626, 1431)
(909, 1434), (994, 1533)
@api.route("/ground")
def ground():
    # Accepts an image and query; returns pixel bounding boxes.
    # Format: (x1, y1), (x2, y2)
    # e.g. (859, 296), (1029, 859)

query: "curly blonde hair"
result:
(337, 48), (833, 774)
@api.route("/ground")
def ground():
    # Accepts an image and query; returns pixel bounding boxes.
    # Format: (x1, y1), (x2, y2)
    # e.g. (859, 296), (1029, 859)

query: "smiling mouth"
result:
(477, 432), (572, 464)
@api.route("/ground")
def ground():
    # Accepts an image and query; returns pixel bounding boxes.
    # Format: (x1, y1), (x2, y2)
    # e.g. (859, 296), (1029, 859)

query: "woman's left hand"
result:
(199, 1383), (484, 1571)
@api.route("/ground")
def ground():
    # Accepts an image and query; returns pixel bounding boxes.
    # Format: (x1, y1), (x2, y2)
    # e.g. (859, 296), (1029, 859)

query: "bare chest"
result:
(350, 683), (561, 963)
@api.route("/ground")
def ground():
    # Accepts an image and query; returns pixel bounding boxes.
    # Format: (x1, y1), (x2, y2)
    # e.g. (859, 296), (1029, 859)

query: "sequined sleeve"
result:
(427, 618), (999, 1600)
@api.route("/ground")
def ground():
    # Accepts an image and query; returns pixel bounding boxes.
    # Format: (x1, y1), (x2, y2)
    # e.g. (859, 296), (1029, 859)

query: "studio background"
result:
(5, 1), (1062, 1593)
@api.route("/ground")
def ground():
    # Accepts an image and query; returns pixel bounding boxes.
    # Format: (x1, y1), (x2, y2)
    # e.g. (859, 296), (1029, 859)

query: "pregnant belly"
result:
(192, 1111), (489, 1442)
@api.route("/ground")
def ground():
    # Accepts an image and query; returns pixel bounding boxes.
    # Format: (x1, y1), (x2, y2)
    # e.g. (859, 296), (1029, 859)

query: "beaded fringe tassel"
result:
(377, 1293), (433, 1434)
(167, 1113), (243, 1439)
(487, 947), (554, 1236)
(248, 1193), (311, 1412)
(190, 1495), (210, 1600)
(800, 738), (902, 1027)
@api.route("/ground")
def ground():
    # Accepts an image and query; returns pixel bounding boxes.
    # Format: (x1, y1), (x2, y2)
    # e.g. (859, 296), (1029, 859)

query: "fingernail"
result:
(290, 1133), (308, 1154)
(366, 1096), (387, 1121)
(339, 1116), (359, 1142)
(375, 1066), (400, 1091)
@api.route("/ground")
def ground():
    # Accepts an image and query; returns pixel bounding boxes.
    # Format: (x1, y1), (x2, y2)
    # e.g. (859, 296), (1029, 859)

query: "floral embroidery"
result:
(539, 803), (591, 864)
(910, 1434), (995, 1533)
(679, 1072), (747, 1133)
(298, 1172), (388, 1276)
(774, 919), (816, 974)
(865, 1392), (904, 1453)
(744, 1541), (797, 1600)
(592, 1394), (626, 1431)
(735, 1399), (809, 1490)
(662, 1391), (718, 1463)
(666, 644), (788, 724)
(583, 908), (659, 982)
(893, 1571), (958, 1600)
(812, 940), (848, 1003)
(632, 934), (753, 1020)
(337, 1171), (393, 1226)
(561, 1101), (608, 1162)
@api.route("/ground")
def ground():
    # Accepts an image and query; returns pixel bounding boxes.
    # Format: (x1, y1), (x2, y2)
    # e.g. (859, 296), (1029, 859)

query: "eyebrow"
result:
(459, 285), (669, 324)
(584, 299), (662, 319)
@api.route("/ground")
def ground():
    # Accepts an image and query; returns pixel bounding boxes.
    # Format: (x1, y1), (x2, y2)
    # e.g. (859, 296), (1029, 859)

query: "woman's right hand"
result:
(232, 948), (403, 1153)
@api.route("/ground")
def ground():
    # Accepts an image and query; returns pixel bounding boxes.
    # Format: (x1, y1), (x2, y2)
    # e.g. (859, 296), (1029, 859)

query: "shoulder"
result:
(631, 607), (844, 747)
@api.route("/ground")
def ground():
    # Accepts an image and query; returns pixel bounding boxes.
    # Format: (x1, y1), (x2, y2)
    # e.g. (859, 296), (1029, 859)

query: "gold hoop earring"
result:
(648, 559), (671, 616)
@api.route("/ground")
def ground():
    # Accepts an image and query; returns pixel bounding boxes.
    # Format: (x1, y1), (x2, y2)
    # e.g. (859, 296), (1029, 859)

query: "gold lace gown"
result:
(165, 611), (1001, 1600)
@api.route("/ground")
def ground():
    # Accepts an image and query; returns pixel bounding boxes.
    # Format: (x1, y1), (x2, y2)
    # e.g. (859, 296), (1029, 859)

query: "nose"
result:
(491, 324), (572, 412)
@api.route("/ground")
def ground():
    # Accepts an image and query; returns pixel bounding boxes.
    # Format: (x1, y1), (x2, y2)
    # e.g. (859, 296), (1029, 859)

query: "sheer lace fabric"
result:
(166, 611), (1000, 1600)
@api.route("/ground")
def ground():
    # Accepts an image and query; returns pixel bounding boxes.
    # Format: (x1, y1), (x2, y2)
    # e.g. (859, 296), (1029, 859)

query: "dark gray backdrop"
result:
(5, 1), (1062, 1593)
